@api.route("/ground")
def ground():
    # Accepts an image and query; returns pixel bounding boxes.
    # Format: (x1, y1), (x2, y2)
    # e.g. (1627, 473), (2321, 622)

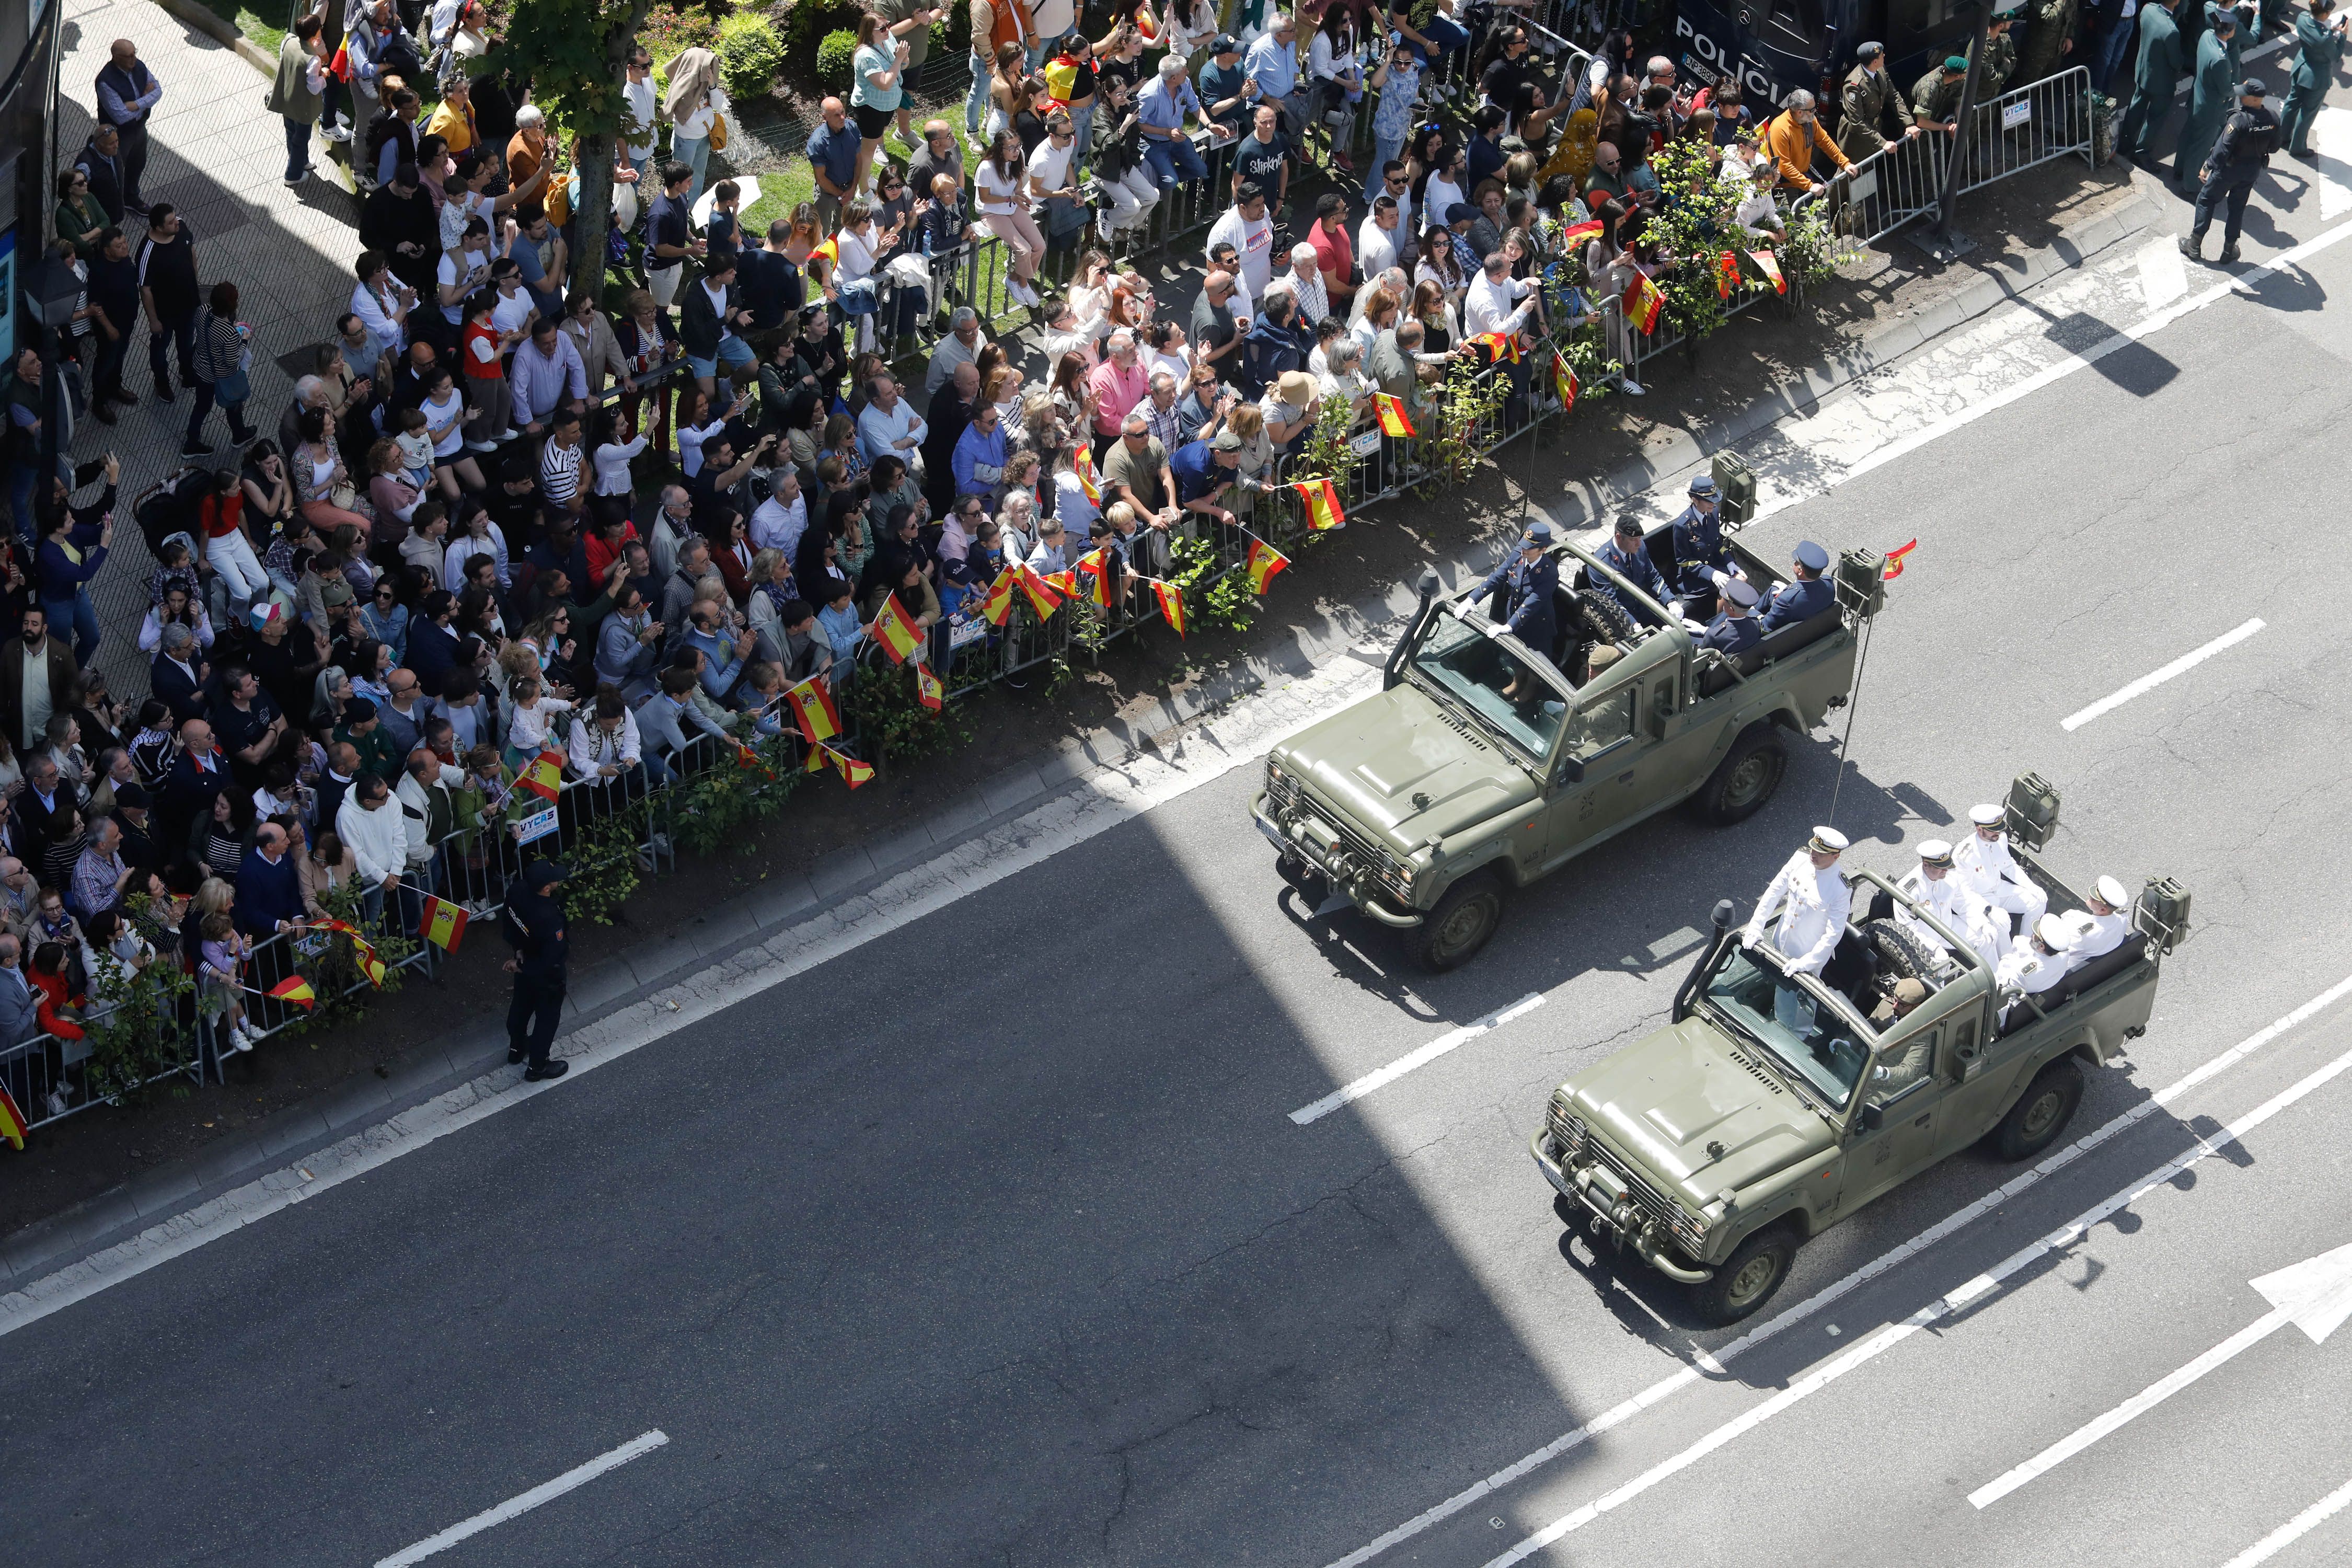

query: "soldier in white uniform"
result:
(1742, 826), (1854, 1034)
(1894, 838), (2002, 971)
(1954, 803), (2049, 934)
(2061, 874), (2132, 966)
(1995, 913), (2076, 997)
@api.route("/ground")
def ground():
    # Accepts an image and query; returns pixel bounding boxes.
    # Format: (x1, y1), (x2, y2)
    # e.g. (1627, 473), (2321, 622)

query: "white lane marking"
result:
(1290, 994), (1547, 1125)
(1480, 1037), (2352, 1567)
(2137, 235), (2190, 310)
(0, 658), (1388, 1338)
(2219, 1470), (2352, 1567)
(2321, 108), (2352, 222)
(1320, 968), (2352, 1568)
(2059, 618), (2264, 731)
(374, 1429), (669, 1566)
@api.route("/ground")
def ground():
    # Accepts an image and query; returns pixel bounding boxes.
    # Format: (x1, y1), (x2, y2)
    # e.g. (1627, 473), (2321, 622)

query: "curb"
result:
(147, 0), (278, 77)
(0, 174), (2168, 1290)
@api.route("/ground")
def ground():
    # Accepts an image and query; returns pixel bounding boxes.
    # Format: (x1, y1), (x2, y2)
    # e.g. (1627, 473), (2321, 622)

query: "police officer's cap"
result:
(1721, 577), (1760, 609)
(1688, 474), (1719, 498)
(2239, 77), (2266, 96)
(524, 859), (569, 891)
(1969, 803), (2005, 828)
(2035, 913), (2077, 951)
(2093, 874), (2130, 910)
(1613, 511), (1645, 537)
(1917, 838), (1954, 867)
(1943, 54), (1969, 71)
(1522, 521), (1555, 547)
(1808, 825), (1850, 854)
(1793, 539), (1830, 572)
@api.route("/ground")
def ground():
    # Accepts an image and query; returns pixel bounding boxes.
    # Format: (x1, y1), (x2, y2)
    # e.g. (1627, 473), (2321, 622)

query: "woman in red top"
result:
(28, 942), (85, 1043)
(459, 290), (514, 451)
(197, 467), (270, 608)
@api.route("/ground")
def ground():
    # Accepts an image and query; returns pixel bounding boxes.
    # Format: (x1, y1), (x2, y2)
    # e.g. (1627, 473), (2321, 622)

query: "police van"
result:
(1674, 0), (1994, 111)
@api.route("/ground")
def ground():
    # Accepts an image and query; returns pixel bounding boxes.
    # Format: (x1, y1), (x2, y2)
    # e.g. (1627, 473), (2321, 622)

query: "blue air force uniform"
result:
(1593, 527), (1670, 620)
(1479, 522), (1562, 655)
(1700, 577), (1764, 654)
(1757, 540), (1836, 633)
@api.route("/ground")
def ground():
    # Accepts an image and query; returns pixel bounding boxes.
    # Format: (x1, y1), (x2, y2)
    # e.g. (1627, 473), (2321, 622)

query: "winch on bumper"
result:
(1251, 785), (1424, 929)
(1528, 1125), (1714, 1286)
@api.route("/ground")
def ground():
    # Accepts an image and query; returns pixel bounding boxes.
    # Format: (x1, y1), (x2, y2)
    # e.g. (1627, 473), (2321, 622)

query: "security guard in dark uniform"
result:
(1669, 475), (1746, 616)
(503, 858), (573, 1081)
(2183, 77), (2279, 262)
(1759, 540), (1836, 632)
(1593, 511), (1674, 622)
(1700, 577), (1765, 654)
(1477, 521), (1563, 661)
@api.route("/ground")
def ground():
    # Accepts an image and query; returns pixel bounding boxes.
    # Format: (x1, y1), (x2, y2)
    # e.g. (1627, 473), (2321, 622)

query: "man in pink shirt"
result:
(1088, 329), (1152, 445)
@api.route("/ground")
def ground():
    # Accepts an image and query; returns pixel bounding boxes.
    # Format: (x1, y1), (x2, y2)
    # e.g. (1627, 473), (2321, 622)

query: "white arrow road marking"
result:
(1290, 994), (1547, 1125)
(1970, 1241), (2352, 1510)
(375, 1429), (670, 1566)
(2219, 1469), (2352, 1567)
(2059, 617), (2264, 731)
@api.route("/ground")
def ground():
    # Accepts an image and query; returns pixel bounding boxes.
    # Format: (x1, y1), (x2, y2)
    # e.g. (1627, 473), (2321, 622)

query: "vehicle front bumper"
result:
(1252, 791), (1424, 929)
(1528, 1129), (1713, 1285)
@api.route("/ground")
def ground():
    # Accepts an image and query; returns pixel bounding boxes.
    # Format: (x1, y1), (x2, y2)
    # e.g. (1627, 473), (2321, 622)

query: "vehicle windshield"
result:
(1699, 944), (1872, 1104)
(1406, 607), (1566, 759)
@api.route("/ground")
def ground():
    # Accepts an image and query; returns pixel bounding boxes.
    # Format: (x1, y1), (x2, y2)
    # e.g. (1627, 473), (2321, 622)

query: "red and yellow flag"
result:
(807, 742), (875, 788)
(419, 896), (469, 953)
(810, 233), (839, 266)
(1042, 569), (1079, 597)
(1715, 249), (1739, 301)
(1074, 444), (1102, 505)
(0, 1083), (27, 1149)
(1750, 249), (1786, 295)
(517, 748), (564, 802)
(914, 662), (945, 711)
(1371, 393), (1414, 439)
(1075, 547), (1114, 608)
(1016, 564), (1065, 620)
(1245, 537), (1288, 595)
(870, 593), (923, 664)
(783, 673), (841, 744)
(1623, 271), (1664, 334)
(1560, 217), (1605, 247)
(267, 974), (317, 1009)
(1882, 539), (1918, 580)
(978, 567), (1019, 626)
(1043, 52), (1082, 107)
(1293, 477), (1345, 533)
(1550, 350), (1578, 411)
(1150, 577), (1187, 637)
(1471, 331), (1521, 363)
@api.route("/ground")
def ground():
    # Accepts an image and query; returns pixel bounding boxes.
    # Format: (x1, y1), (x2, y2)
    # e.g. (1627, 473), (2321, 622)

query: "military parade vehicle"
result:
(1252, 511), (1884, 971)
(1528, 778), (2192, 1325)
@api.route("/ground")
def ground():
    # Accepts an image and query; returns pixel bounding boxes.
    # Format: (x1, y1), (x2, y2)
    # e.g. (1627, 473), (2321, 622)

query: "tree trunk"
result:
(571, 128), (616, 304)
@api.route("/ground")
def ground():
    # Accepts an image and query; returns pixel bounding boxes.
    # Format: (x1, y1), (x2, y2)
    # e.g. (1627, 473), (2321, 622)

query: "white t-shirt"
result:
(674, 85), (729, 140)
(1029, 139), (1077, 207)
(1424, 172), (1466, 226)
(1149, 349), (1189, 387)
(1207, 207), (1275, 297)
(437, 247), (489, 325)
(1032, 0), (1077, 38)
(422, 387), (467, 458)
(622, 76), (659, 158)
(1357, 214), (1400, 282)
(975, 159), (1024, 216)
(492, 285), (533, 336)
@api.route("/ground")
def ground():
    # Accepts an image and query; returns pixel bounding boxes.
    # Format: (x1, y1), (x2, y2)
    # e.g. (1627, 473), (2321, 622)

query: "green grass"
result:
(194, 0), (287, 55)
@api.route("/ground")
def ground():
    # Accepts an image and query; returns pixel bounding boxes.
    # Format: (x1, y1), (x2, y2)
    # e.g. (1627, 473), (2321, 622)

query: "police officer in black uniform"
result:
(1477, 521), (1563, 660)
(503, 859), (572, 1081)
(2182, 77), (2280, 263)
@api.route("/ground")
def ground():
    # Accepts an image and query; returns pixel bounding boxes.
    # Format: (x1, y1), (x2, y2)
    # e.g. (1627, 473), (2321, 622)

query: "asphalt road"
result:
(12, 78), (2352, 1568)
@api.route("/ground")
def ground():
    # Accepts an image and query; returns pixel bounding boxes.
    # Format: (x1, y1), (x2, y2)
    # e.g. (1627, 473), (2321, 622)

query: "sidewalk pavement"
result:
(55, 0), (358, 698)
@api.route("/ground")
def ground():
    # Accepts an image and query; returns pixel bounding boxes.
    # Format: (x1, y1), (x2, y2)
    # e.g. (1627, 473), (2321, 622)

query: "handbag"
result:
(215, 364), (251, 404)
(708, 109), (729, 152)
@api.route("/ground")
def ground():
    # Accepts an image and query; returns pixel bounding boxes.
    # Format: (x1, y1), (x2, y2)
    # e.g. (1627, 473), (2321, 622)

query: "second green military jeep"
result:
(1253, 527), (1882, 970)
(1529, 788), (2190, 1325)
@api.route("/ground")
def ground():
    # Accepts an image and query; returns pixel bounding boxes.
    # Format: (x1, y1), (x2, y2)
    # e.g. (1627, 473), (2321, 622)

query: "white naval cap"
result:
(2035, 913), (2077, 951)
(1808, 825), (1850, 854)
(1917, 838), (1953, 866)
(1969, 803), (2005, 828)
(2093, 874), (2129, 910)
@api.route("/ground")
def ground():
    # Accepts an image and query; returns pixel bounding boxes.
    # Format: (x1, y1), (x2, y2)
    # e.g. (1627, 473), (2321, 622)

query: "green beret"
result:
(1944, 54), (1969, 70)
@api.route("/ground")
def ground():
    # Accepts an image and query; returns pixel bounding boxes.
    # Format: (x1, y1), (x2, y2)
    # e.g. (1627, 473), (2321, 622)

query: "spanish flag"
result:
(0, 1083), (27, 1149)
(517, 748), (565, 802)
(1016, 564), (1065, 619)
(1293, 477), (1345, 533)
(1550, 350), (1578, 411)
(783, 672), (842, 743)
(810, 742), (874, 788)
(1560, 217), (1605, 247)
(1749, 248), (1786, 295)
(1245, 537), (1288, 594)
(419, 896), (469, 953)
(870, 593), (923, 664)
(1043, 52), (1082, 107)
(1151, 577), (1187, 637)
(914, 662), (944, 712)
(1715, 249), (1739, 301)
(1371, 393), (1414, 439)
(811, 233), (839, 266)
(1472, 331), (1521, 363)
(1623, 271), (1664, 335)
(267, 974), (317, 1009)
(1882, 539), (1918, 580)
(979, 567), (1018, 626)
(1075, 547), (1115, 608)
(1043, 569), (1079, 597)
(1074, 444), (1102, 505)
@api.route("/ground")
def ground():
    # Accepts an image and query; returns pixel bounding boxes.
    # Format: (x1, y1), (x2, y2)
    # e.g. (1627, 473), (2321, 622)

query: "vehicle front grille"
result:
(1585, 1134), (1707, 1252)
(1283, 778), (1409, 900)
(1548, 1101), (1588, 1160)
(1265, 764), (1300, 813)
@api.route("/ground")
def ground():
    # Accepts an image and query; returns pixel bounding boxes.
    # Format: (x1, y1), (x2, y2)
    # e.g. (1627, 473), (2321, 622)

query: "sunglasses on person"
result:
(375, 587), (396, 601)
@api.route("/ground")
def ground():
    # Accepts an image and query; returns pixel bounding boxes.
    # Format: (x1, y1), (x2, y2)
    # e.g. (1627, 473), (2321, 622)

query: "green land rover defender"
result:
(1253, 524), (1883, 971)
(1529, 782), (2191, 1325)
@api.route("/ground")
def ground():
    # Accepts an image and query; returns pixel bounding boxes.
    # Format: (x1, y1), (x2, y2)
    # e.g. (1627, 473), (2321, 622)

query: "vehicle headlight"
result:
(1266, 759), (1288, 785)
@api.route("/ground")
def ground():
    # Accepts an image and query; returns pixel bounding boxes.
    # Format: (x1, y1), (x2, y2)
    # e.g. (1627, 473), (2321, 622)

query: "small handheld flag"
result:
(1244, 538), (1289, 595)
(1293, 477), (1345, 533)
(979, 568), (1018, 626)
(1371, 393), (1415, 439)
(1882, 539), (1919, 580)
(1074, 444), (1102, 505)
(1716, 249), (1739, 301)
(914, 662), (944, 711)
(1750, 249), (1786, 295)
(1560, 217), (1605, 247)
(783, 673), (842, 744)
(1016, 564), (1065, 620)
(518, 749), (565, 802)
(419, 896), (469, 954)
(1623, 271), (1664, 335)
(810, 233), (839, 266)
(870, 593), (923, 664)
(1471, 331), (1521, 363)
(1150, 577), (1188, 637)
(1075, 547), (1114, 608)
(1550, 351), (1578, 411)
(0, 1083), (27, 1149)
(810, 743), (875, 788)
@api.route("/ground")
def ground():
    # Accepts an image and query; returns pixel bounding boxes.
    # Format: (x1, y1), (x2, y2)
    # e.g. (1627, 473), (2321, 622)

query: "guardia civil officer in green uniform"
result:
(2016, 0), (2080, 84)
(1839, 41), (1922, 159)
(2117, 0), (2187, 162)
(2182, 77), (2280, 260)
(2175, 6), (2241, 189)
(2285, 0), (2349, 157)
(2207, 0), (2256, 72)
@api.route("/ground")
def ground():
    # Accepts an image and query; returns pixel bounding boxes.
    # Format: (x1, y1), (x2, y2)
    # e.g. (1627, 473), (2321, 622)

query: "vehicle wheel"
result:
(1690, 1223), (1797, 1327)
(1986, 1058), (2084, 1161)
(1870, 919), (1941, 982)
(1576, 587), (1641, 645)
(1689, 722), (1788, 827)
(1414, 870), (1505, 972)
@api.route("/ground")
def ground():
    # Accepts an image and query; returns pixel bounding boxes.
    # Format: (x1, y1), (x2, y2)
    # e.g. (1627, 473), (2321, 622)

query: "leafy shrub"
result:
(815, 28), (859, 93)
(717, 11), (787, 99)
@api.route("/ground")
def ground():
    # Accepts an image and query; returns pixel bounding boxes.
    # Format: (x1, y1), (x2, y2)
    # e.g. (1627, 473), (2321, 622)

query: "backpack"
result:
(135, 466), (212, 559)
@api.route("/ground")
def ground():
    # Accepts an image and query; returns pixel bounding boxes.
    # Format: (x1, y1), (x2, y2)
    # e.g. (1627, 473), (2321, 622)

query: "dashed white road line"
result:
(1290, 994), (1547, 1125)
(374, 1429), (669, 1566)
(2059, 617), (2264, 731)
(2220, 1470), (2352, 1568)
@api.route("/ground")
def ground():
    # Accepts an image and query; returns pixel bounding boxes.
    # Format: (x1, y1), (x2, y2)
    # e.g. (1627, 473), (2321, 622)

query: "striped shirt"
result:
(539, 437), (583, 505)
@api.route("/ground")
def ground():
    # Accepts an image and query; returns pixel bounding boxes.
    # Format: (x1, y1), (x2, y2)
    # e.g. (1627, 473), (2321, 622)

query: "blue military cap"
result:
(1794, 540), (1830, 572)
(1722, 578), (1761, 609)
(1523, 521), (1556, 546)
(1688, 474), (1719, 497)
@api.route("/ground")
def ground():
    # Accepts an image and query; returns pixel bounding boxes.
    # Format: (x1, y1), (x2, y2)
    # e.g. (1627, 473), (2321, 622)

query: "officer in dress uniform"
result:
(1759, 540), (1835, 633)
(1669, 474), (1745, 614)
(1954, 802), (2051, 932)
(502, 858), (572, 1081)
(2062, 874), (2134, 963)
(2285, 0), (2348, 158)
(1699, 577), (1763, 654)
(1477, 521), (1562, 664)
(1996, 913), (2078, 996)
(2174, 8), (2240, 191)
(1894, 838), (2002, 970)
(1742, 825), (1854, 1034)
(2183, 77), (2280, 260)
(1593, 511), (1676, 624)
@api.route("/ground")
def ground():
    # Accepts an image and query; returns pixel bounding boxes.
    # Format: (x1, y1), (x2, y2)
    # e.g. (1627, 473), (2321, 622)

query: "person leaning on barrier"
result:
(2182, 76), (2277, 261)
(1912, 56), (1970, 139)
(1838, 42), (1922, 160)
(1761, 89), (1852, 195)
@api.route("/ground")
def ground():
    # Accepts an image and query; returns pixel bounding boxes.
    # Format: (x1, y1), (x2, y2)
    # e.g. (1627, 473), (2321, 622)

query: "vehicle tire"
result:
(1690, 1223), (1797, 1327)
(1576, 587), (1641, 645)
(1689, 722), (1788, 827)
(1870, 919), (1941, 982)
(1414, 870), (1505, 972)
(1986, 1058), (2084, 1161)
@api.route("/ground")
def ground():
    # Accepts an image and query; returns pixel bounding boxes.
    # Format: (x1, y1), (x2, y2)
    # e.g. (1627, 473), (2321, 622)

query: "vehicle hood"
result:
(1568, 1017), (1836, 1202)
(1272, 684), (1538, 846)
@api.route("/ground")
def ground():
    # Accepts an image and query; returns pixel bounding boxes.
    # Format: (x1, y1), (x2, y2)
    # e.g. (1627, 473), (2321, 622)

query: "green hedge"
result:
(717, 11), (786, 99)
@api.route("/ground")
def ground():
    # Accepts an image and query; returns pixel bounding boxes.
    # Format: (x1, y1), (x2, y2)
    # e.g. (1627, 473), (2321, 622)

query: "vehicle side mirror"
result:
(1857, 1101), (1885, 1133)
(1711, 898), (1734, 933)
(1556, 755), (1585, 786)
